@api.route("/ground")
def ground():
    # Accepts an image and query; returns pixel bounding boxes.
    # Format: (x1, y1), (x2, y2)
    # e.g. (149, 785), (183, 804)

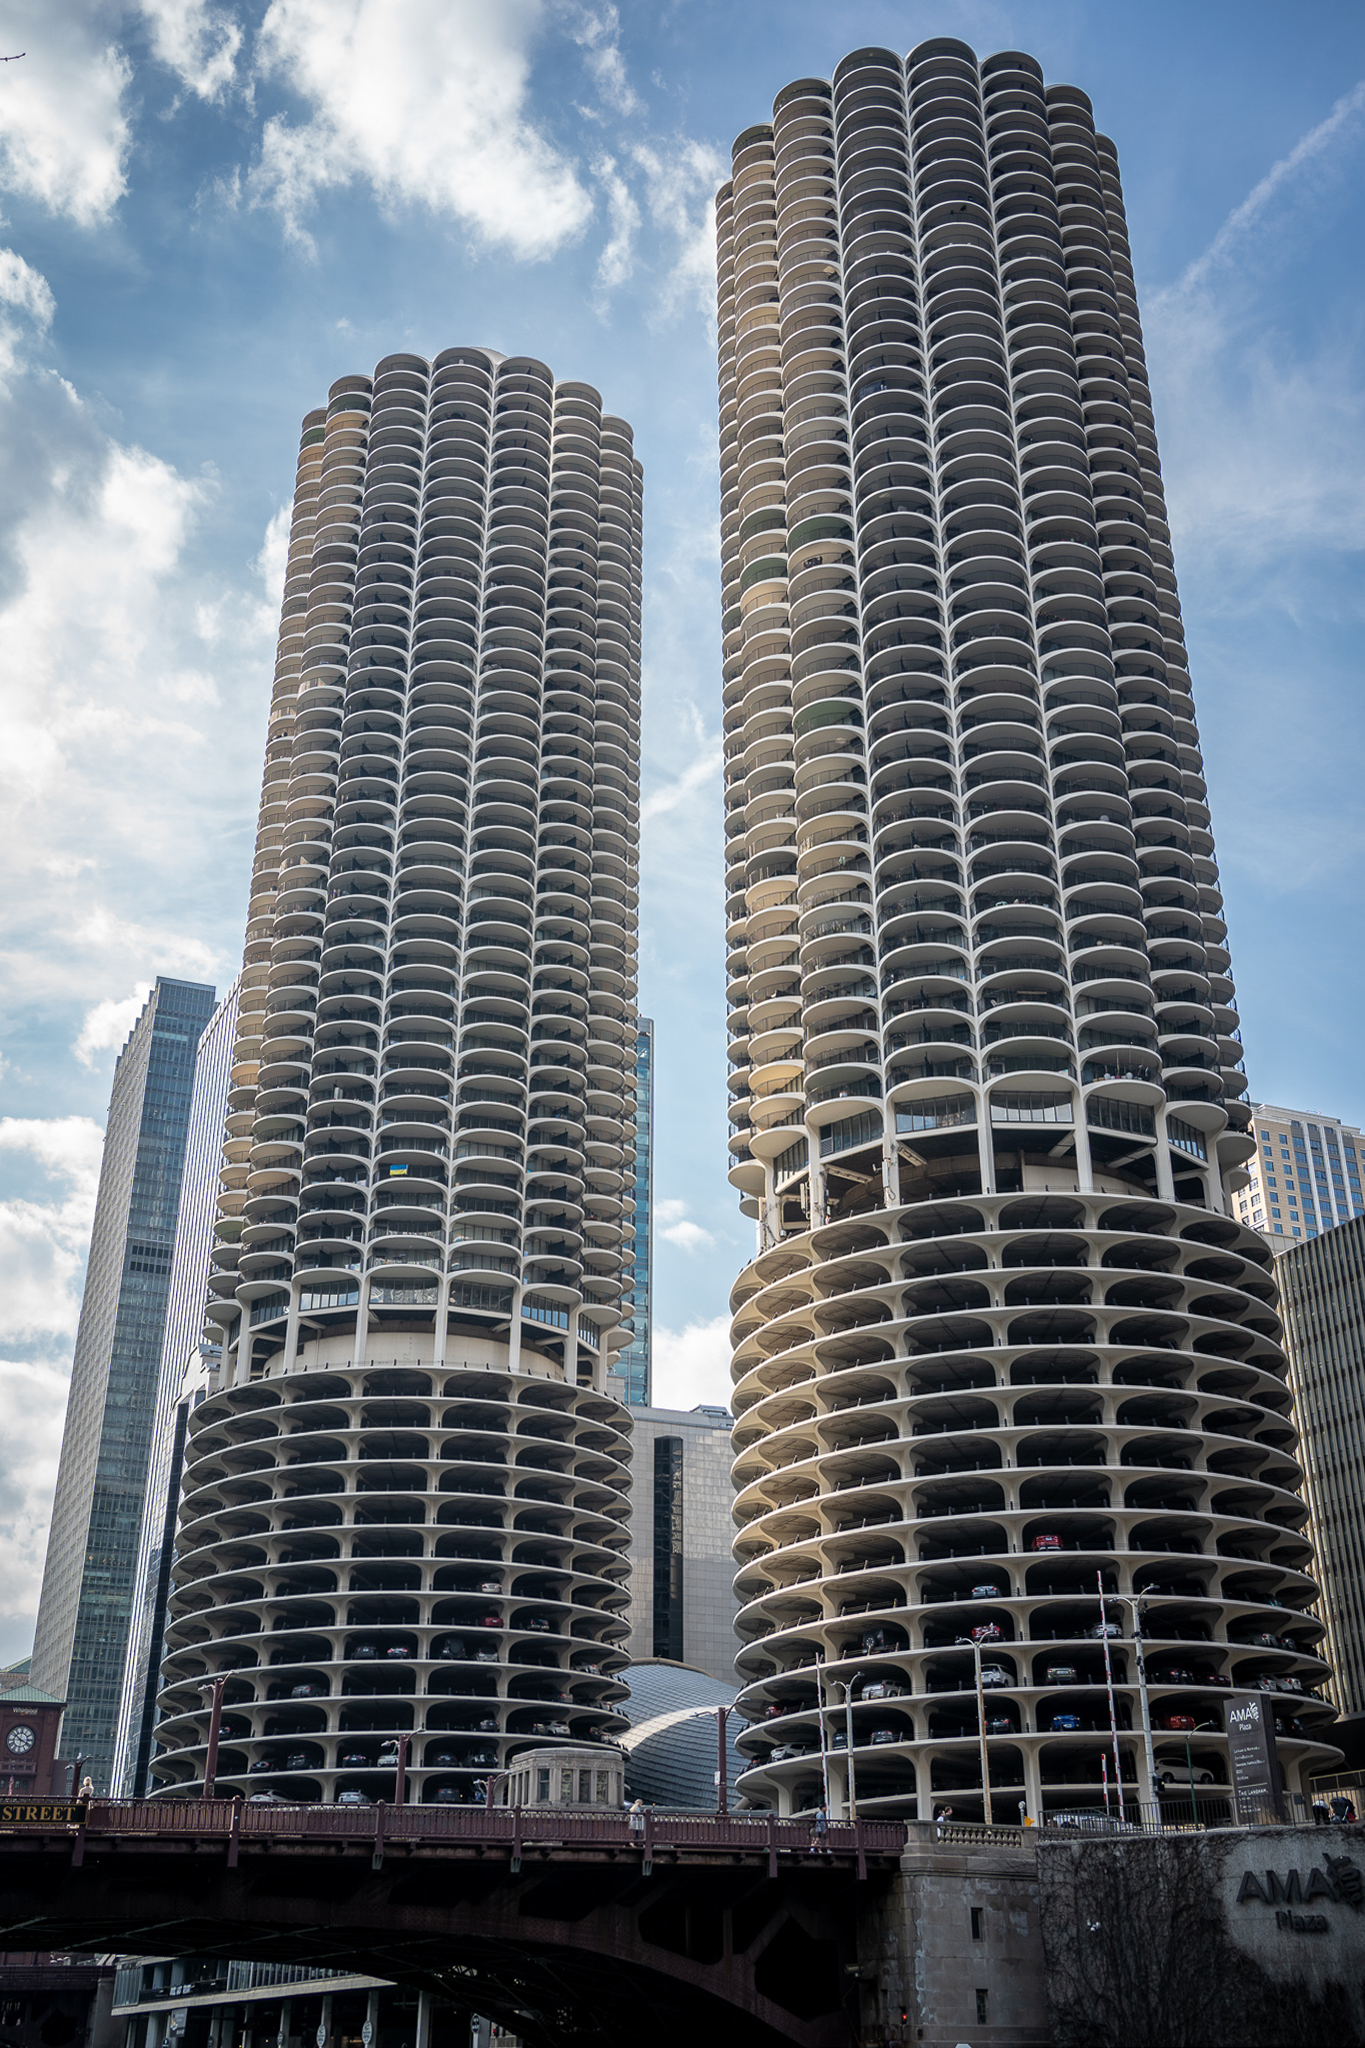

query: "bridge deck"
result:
(0, 1798), (906, 1874)
(0, 1800), (906, 2047)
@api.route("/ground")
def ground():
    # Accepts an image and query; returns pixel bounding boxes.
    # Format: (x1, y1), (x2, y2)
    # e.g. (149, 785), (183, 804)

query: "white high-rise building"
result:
(148, 348), (644, 1804)
(715, 40), (1337, 1821)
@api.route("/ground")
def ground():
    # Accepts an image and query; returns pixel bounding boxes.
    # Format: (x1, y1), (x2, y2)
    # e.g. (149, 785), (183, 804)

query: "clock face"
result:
(5, 1724), (35, 1756)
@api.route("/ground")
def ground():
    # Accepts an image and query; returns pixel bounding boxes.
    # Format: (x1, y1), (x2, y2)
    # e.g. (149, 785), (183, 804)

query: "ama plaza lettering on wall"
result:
(1237, 1851), (1365, 1935)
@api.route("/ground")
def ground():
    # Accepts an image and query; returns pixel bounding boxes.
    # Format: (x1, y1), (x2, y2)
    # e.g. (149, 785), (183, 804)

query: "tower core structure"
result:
(716, 41), (1336, 1820)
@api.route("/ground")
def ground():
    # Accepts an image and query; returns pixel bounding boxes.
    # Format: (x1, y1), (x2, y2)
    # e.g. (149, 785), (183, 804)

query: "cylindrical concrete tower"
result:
(150, 348), (643, 1804)
(717, 44), (1337, 1819)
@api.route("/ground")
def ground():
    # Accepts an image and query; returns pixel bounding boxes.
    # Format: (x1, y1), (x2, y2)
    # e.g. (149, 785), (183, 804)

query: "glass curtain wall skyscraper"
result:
(716, 40), (1336, 1820)
(147, 348), (644, 1805)
(31, 976), (217, 1788)
(110, 980), (240, 1794)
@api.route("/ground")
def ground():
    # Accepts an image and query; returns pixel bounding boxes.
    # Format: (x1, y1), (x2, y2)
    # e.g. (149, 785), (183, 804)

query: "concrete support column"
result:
(281, 1292), (302, 1375)
(350, 1278), (372, 1369)
(976, 1098), (996, 1195)
(1153, 1112), (1177, 1202)
(1022, 1741), (1043, 1822)
(1072, 1103), (1095, 1193)
(413, 1991), (431, 2048)
(433, 1276), (451, 1371)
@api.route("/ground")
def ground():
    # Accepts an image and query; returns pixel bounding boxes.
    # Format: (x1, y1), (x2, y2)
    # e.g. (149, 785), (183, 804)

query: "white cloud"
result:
(252, 0), (593, 259)
(0, 6), (132, 226)
(1180, 78), (1365, 295)
(0, 1117), (105, 1349)
(569, 3), (640, 117)
(642, 733), (722, 823)
(657, 1196), (715, 1254)
(256, 499), (292, 614)
(139, 0), (242, 102)
(1147, 83), (1365, 575)
(631, 138), (726, 324)
(74, 983), (152, 1067)
(593, 152), (640, 295)
(0, 1356), (76, 1662)
(0, 246), (54, 382)
(0, 367), (274, 1040)
(0, 249), (55, 329)
(653, 1313), (732, 1412)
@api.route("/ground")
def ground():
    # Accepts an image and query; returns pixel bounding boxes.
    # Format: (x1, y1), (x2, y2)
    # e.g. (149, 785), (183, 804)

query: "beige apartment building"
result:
(1238, 1101), (1365, 1253)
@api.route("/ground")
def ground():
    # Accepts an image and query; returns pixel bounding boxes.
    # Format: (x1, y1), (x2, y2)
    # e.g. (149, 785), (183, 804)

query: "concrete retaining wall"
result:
(852, 1823), (1365, 2047)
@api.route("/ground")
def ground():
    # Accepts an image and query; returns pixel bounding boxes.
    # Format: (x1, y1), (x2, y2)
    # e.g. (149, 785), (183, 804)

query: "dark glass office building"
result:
(615, 1017), (655, 1406)
(31, 976), (216, 1787)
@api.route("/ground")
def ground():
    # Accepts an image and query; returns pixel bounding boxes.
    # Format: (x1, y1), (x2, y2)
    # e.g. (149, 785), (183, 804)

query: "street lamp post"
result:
(199, 1675), (228, 1799)
(381, 1734), (410, 1809)
(716, 1705), (731, 1815)
(1107, 1592), (1159, 1805)
(820, 1679), (858, 1821)
(972, 1643), (994, 1828)
(815, 1653), (832, 1817)
(1095, 1574), (1125, 1815)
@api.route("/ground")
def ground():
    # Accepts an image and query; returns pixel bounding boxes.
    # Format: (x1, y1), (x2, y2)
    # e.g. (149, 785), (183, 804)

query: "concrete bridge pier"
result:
(855, 1828), (1048, 2048)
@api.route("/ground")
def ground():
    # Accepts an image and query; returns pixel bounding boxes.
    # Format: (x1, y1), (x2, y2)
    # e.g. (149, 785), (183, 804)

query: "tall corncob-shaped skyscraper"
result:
(149, 349), (644, 1803)
(717, 42), (1337, 1820)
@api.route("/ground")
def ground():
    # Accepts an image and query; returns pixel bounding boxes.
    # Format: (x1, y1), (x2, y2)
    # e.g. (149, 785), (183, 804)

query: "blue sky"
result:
(0, 0), (1361, 1657)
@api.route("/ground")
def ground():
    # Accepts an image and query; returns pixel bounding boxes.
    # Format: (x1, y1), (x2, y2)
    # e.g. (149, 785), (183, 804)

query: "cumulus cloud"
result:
(0, 1108), (103, 1657)
(0, 361), (275, 1051)
(593, 152), (640, 295)
(0, 5), (132, 226)
(139, 0), (242, 102)
(0, 1117), (105, 1350)
(252, 0), (592, 258)
(631, 138), (726, 323)
(0, 1357), (77, 1662)
(73, 983), (152, 1067)
(0, 246), (55, 382)
(657, 1197), (715, 1254)
(653, 1313), (732, 1412)
(256, 499), (292, 614)
(0, 249), (54, 329)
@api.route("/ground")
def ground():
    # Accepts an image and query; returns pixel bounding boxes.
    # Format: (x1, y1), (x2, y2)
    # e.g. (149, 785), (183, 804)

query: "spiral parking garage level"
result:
(717, 42), (1338, 1818)
(150, 348), (644, 1803)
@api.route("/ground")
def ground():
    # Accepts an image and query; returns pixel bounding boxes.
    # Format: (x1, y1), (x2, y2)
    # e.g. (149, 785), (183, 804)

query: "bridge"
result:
(0, 1800), (908, 2048)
